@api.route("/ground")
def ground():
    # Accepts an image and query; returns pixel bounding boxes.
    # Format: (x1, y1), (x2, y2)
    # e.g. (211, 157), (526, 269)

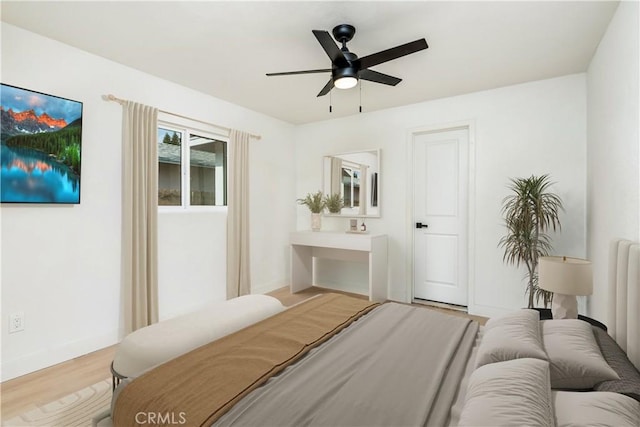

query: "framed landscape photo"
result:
(1, 84), (82, 204)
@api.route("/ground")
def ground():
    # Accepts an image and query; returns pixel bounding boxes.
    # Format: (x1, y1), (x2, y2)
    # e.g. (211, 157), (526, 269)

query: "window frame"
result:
(158, 116), (229, 212)
(340, 161), (361, 209)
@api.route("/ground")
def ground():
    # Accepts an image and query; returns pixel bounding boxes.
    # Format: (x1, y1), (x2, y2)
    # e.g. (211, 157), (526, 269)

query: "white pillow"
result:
(542, 319), (619, 389)
(475, 309), (548, 368)
(459, 358), (554, 427)
(553, 391), (640, 427)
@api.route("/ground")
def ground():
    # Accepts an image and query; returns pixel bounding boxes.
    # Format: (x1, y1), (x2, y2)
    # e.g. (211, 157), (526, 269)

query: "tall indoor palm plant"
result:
(498, 174), (563, 308)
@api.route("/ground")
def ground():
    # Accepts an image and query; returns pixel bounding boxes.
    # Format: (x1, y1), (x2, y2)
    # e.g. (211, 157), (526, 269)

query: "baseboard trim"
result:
(0, 330), (120, 382)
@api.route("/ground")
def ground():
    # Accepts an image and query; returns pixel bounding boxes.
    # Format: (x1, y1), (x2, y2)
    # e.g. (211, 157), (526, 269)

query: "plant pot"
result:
(311, 213), (321, 231)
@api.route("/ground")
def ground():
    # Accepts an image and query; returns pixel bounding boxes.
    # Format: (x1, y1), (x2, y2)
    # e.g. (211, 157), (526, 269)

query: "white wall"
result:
(295, 74), (587, 317)
(0, 24), (296, 381)
(587, 2), (640, 322)
(7, 7), (633, 379)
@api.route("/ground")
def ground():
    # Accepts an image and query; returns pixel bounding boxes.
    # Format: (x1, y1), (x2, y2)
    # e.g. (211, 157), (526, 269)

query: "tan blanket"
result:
(112, 293), (379, 427)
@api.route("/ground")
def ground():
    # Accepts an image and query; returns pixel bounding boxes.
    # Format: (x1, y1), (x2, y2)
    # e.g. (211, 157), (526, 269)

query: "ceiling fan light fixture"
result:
(333, 67), (358, 90)
(334, 76), (358, 89)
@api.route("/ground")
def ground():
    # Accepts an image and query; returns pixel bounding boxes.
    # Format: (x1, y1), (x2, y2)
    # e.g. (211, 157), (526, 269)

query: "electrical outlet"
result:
(9, 312), (25, 333)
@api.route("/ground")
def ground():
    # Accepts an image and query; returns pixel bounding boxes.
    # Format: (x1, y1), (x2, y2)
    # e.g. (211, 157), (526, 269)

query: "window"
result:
(341, 164), (360, 208)
(158, 123), (227, 208)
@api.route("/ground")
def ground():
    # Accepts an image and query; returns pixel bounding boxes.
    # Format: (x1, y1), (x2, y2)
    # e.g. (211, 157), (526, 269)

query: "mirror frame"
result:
(322, 148), (381, 218)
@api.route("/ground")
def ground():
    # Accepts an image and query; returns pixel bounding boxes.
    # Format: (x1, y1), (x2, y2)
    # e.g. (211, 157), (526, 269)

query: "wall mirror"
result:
(322, 149), (380, 217)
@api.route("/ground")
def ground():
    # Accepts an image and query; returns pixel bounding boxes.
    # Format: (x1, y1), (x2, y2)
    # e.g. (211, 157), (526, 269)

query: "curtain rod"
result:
(104, 94), (261, 140)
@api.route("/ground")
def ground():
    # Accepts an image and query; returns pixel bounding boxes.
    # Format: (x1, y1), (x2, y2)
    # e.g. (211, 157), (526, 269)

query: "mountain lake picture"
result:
(1, 84), (82, 204)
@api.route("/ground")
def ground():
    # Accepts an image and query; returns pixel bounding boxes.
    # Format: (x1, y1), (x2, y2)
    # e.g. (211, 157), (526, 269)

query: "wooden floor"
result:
(0, 345), (116, 421)
(0, 287), (486, 421)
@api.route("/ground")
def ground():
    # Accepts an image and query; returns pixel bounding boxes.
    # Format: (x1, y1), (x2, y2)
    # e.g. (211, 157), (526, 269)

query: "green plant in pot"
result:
(324, 193), (344, 214)
(298, 190), (326, 231)
(498, 174), (563, 308)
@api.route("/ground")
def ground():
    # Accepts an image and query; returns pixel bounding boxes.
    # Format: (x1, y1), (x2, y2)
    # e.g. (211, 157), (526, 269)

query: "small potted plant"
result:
(324, 193), (344, 214)
(297, 190), (325, 231)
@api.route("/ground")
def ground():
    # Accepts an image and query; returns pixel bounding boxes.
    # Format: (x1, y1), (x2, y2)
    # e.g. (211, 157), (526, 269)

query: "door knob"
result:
(416, 222), (428, 229)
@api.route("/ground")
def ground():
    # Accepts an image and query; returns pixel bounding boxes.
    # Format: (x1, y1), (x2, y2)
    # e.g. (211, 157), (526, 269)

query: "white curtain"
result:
(226, 130), (251, 299)
(122, 101), (159, 334)
(331, 157), (342, 196)
(358, 164), (368, 216)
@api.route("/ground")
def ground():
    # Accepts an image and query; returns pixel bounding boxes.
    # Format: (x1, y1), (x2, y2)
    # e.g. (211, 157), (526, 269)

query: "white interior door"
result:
(413, 128), (469, 306)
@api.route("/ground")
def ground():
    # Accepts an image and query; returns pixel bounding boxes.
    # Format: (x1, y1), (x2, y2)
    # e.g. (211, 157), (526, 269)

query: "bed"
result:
(101, 240), (640, 427)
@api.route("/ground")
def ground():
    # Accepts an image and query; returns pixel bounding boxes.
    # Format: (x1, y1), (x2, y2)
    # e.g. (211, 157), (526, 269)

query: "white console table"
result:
(290, 231), (388, 302)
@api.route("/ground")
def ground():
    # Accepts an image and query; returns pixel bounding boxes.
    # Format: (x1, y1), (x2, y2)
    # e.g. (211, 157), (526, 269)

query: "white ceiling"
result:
(1, 1), (618, 125)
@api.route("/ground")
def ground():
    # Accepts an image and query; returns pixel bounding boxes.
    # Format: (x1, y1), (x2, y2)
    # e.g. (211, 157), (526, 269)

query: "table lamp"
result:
(538, 256), (593, 319)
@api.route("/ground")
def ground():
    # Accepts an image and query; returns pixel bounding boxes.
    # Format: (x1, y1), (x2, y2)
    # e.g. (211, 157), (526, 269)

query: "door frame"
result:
(405, 120), (477, 313)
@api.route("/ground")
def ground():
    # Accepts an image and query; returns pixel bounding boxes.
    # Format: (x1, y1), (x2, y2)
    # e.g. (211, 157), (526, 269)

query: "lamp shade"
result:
(538, 256), (593, 296)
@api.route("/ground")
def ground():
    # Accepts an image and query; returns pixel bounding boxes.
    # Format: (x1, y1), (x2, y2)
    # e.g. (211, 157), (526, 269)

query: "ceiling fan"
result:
(266, 24), (429, 97)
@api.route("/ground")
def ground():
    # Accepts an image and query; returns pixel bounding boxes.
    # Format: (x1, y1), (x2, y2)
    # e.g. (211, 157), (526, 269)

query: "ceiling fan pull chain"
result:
(359, 82), (362, 113)
(329, 90), (333, 113)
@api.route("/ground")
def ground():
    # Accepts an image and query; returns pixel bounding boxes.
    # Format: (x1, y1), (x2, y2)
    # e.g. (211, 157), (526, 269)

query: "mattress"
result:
(110, 296), (480, 427)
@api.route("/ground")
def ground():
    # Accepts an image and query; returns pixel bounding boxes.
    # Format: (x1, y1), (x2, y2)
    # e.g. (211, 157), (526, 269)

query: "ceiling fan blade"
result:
(312, 30), (349, 67)
(358, 39), (428, 69)
(317, 78), (334, 97)
(359, 69), (402, 86)
(266, 69), (331, 76)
